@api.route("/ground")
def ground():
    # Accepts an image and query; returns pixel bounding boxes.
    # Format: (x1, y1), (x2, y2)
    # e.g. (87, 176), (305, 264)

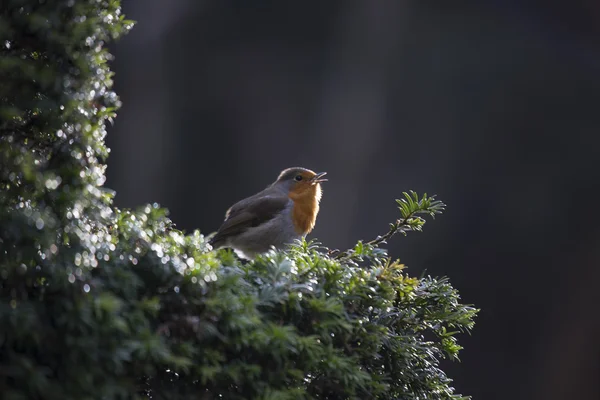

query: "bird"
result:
(209, 167), (327, 259)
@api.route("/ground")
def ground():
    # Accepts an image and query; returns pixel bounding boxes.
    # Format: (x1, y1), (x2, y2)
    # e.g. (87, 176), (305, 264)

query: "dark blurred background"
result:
(106, 1), (600, 399)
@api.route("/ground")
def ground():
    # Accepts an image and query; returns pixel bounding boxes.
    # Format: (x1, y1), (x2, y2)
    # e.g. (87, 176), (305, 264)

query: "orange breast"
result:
(288, 184), (322, 235)
(291, 196), (319, 235)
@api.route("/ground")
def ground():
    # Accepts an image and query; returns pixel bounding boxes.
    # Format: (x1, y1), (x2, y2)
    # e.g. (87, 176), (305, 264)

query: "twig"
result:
(327, 193), (444, 262)
(328, 216), (414, 261)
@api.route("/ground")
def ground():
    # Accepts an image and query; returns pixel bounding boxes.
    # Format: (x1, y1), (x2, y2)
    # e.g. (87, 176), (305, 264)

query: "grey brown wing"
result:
(210, 195), (288, 247)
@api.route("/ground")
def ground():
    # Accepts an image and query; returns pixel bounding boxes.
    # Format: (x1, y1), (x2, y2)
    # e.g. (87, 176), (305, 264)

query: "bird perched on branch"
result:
(209, 167), (327, 259)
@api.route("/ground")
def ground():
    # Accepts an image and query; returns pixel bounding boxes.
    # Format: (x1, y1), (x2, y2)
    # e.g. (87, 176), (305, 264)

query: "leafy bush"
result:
(0, 1), (477, 399)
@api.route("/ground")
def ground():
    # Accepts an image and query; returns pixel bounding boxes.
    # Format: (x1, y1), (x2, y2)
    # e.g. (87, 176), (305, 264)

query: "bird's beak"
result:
(311, 172), (328, 184)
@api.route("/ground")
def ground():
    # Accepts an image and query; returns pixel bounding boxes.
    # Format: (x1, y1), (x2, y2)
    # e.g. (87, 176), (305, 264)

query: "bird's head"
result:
(273, 167), (327, 203)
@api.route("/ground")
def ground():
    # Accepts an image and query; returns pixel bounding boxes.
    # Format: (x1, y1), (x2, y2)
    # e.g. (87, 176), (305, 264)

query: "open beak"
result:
(311, 172), (328, 184)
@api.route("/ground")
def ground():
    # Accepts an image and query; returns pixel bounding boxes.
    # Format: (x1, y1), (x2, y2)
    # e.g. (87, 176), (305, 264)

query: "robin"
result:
(209, 167), (327, 259)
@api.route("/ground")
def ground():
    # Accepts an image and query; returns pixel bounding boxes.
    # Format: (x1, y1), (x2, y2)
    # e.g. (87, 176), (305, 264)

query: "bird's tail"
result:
(208, 234), (225, 250)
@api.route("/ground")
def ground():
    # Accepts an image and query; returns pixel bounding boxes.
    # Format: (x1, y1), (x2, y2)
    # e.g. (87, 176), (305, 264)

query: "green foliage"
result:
(0, 1), (477, 399)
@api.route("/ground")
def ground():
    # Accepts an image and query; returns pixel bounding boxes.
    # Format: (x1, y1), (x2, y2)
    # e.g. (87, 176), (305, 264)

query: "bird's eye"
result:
(294, 175), (303, 181)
